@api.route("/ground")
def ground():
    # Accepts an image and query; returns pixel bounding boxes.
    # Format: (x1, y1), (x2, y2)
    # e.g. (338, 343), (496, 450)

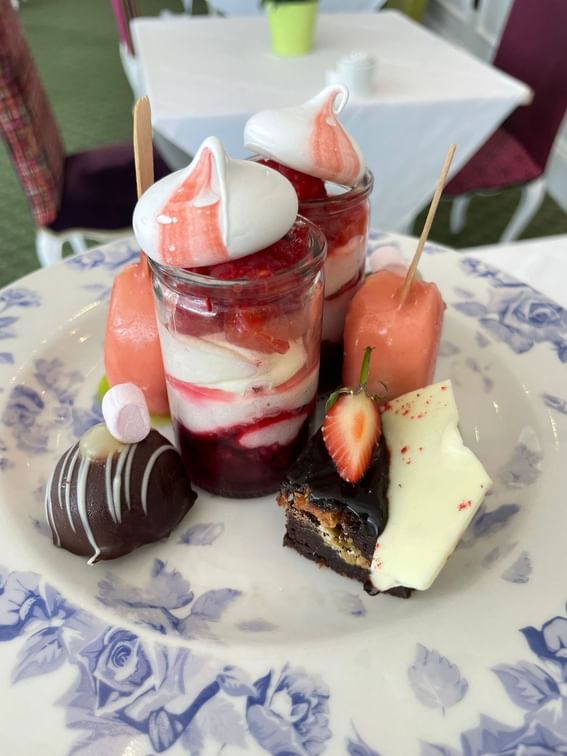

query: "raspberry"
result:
(258, 159), (328, 201)
(192, 223), (310, 281)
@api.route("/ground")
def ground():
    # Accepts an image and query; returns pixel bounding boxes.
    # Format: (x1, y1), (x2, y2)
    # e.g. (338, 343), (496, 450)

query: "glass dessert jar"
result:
(150, 217), (326, 499)
(299, 170), (373, 392)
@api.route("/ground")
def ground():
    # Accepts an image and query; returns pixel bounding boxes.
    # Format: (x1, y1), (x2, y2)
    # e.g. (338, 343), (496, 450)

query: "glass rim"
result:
(148, 214), (327, 291)
(248, 154), (374, 207)
(299, 168), (374, 208)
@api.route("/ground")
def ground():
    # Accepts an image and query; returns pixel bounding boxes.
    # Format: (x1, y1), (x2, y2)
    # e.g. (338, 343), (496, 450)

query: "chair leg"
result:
(36, 229), (64, 267)
(450, 196), (471, 234)
(68, 233), (88, 256)
(500, 177), (546, 243)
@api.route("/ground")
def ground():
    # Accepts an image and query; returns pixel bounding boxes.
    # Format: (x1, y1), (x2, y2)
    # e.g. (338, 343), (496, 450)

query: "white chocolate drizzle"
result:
(112, 447), (130, 524)
(44, 465), (60, 547)
(124, 444), (136, 510)
(140, 445), (175, 514)
(64, 449), (79, 533)
(76, 455), (101, 565)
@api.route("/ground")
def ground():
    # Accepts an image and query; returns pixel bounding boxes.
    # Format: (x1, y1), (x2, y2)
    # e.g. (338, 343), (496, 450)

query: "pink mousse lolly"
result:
(104, 258), (169, 417)
(343, 269), (445, 402)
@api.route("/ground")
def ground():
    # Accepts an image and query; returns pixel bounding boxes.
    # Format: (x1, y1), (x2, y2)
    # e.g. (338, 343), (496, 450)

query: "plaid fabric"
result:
(0, 0), (64, 226)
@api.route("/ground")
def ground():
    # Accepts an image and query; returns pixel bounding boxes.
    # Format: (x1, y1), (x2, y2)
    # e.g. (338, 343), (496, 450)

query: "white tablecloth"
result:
(132, 11), (529, 231)
(208, 0), (385, 14)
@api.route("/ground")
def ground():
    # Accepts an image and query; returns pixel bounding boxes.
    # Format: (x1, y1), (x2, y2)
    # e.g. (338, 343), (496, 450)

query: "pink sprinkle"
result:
(382, 402), (392, 413)
(458, 500), (472, 511)
(401, 446), (408, 454)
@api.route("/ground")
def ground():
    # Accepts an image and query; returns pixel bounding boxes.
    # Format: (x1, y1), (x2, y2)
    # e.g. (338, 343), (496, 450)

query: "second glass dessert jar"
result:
(299, 171), (374, 391)
(150, 217), (326, 498)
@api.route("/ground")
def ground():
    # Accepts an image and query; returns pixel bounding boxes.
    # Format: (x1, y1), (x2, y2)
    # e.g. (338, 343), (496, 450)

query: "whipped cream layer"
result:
(167, 364), (318, 438)
(133, 136), (298, 268)
(324, 236), (366, 297)
(159, 325), (317, 437)
(370, 380), (491, 592)
(159, 327), (306, 394)
(244, 85), (365, 186)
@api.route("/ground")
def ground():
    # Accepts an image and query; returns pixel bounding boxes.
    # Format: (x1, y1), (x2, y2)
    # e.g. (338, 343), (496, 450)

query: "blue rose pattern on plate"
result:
(0, 565), (337, 754)
(5, 562), (567, 754)
(2, 358), (102, 455)
(65, 242), (139, 272)
(0, 238), (567, 752)
(97, 558), (242, 642)
(425, 605), (567, 754)
(0, 286), (41, 368)
(408, 645), (468, 715)
(457, 257), (567, 362)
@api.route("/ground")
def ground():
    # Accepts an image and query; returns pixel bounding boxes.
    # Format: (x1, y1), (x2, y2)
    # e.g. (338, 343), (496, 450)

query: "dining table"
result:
(1, 228), (566, 754)
(132, 10), (530, 231)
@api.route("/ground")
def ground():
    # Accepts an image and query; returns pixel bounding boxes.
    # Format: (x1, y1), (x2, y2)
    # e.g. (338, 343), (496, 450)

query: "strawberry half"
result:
(322, 347), (382, 484)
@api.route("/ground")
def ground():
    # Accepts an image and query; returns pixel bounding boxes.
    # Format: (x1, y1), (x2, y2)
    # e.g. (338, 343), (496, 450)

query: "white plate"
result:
(0, 233), (566, 755)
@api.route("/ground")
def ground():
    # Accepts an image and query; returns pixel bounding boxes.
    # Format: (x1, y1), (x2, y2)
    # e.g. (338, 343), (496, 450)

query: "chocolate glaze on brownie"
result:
(281, 429), (390, 539)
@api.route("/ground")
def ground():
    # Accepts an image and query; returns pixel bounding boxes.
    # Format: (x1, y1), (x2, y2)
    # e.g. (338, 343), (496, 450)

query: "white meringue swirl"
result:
(133, 136), (298, 267)
(244, 85), (366, 186)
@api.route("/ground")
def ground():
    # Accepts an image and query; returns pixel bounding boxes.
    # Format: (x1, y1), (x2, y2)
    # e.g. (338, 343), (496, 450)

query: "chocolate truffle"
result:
(45, 424), (196, 563)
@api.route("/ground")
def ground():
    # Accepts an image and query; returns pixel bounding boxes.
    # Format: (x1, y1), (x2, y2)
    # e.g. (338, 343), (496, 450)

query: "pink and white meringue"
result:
(244, 85), (365, 186)
(133, 136), (298, 268)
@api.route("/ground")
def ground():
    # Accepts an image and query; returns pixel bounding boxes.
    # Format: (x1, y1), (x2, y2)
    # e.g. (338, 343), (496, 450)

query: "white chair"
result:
(0, 0), (171, 267)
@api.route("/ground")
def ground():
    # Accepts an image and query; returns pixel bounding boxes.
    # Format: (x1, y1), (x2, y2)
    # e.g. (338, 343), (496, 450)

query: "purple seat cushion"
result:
(48, 143), (170, 232)
(444, 127), (543, 197)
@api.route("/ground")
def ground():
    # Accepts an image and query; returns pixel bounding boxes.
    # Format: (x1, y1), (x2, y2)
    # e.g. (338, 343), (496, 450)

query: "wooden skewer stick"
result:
(133, 96), (155, 272)
(133, 96), (155, 199)
(398, 144), (456, 305)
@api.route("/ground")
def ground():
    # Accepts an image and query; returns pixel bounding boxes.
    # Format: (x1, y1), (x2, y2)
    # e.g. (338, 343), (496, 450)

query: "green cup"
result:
(266, 1), (318, 57)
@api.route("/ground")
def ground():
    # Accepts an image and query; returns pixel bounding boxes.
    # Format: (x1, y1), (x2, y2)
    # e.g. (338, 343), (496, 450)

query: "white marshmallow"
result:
(102, 383), (151, 444)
